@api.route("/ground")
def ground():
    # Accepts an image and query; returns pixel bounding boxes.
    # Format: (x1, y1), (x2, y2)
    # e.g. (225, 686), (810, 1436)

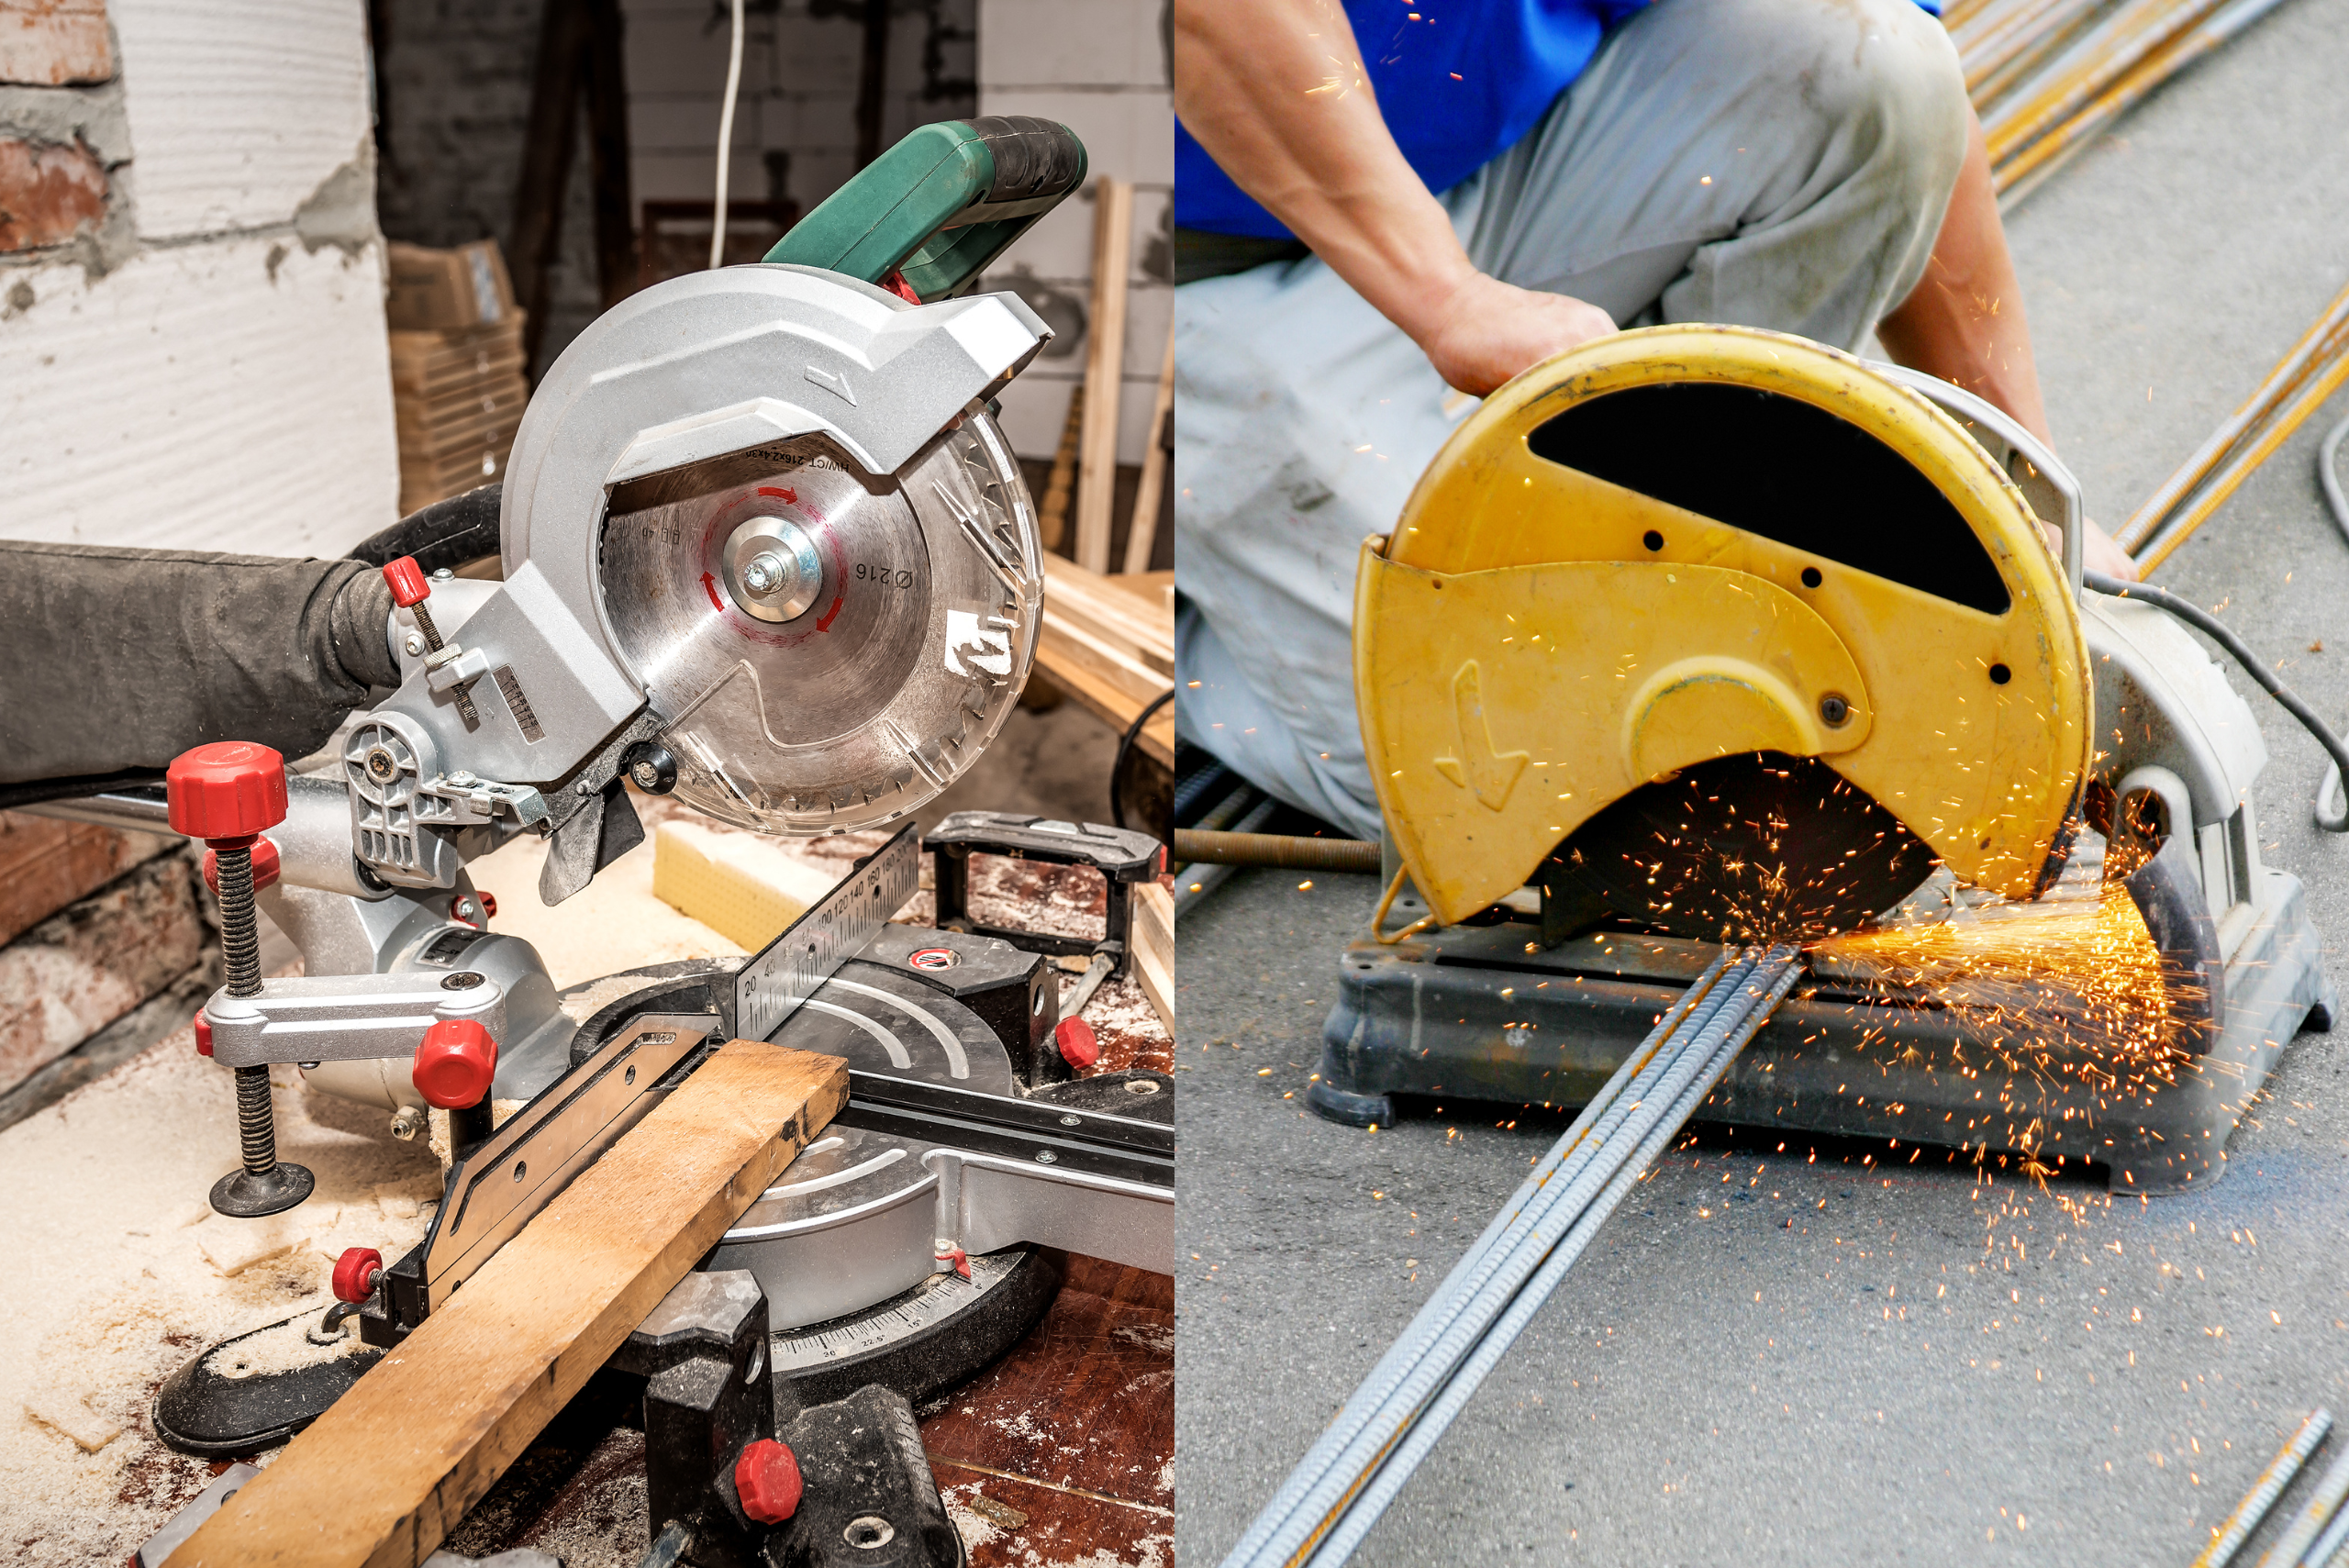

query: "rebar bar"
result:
(2117, 279), (2349, 557)
(2196, 1411), (2334, 1568)
(1301, 957), (1806, 1568)
(1174, 830), (1382, 874)
(1217, 950), (1741, 1568)
(1226, 947), (1803, 1568)
(2255, 1441), (2349, 1568)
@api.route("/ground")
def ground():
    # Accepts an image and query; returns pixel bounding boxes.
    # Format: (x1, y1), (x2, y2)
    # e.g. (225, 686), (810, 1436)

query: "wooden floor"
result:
(924, 1255), (1174, 1566)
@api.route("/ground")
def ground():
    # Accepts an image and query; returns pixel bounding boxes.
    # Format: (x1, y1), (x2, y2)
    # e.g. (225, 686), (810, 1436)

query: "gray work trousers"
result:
(1173, 0), (1970, 839)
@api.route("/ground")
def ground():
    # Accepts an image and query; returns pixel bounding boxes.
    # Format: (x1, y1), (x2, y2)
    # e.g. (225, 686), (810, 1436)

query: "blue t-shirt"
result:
(1174, 0), (1936, 240)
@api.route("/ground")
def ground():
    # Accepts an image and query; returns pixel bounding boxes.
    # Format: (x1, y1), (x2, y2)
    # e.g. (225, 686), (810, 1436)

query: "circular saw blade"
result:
(599, 416), (1041, 833)
(1537, 752), (1939, 943)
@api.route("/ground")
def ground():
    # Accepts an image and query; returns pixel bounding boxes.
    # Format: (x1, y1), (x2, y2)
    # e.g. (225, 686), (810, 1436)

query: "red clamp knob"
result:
(413, 1018), (498, 1109)
(1054, 1015), (1100, 1070)
(165, 742), (288, 846)
(735, 1438), (803, 1524)
(381, 555), (431, 608)
(203, 836), (281, 895)
(331, 1246), (383, 1304)
(193, 1007), (213, 1058)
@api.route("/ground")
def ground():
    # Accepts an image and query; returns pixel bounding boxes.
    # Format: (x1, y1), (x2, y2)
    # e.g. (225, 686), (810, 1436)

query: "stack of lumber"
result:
(1946, 0), (2292, 200)
(1035, 554), (1174, 767)
(385, 241), (532, 513)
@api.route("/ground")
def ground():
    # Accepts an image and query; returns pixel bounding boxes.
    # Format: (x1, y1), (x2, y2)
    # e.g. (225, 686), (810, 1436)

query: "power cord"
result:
(1108, 687), (1176, 831)
(709, 0), (746, 270)
(2323, 411), (2349, 552)
(2085, 573), (2348, 832)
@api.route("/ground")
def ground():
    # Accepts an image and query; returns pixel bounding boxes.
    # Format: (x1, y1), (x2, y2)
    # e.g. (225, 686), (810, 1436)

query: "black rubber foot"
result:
(210, 1162), (315, 1218)
(153, 1310), (382, 1457)
(1307, 1078), (1393, 1129)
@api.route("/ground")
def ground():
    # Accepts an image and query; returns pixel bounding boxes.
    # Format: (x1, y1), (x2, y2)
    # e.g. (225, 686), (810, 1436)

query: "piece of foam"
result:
(651, 819), (838, 953)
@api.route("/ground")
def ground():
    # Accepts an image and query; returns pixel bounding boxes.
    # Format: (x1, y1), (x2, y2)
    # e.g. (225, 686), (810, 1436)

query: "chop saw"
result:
(1312, 325), (2336, 1193)
(34, 117), (1171, 1567)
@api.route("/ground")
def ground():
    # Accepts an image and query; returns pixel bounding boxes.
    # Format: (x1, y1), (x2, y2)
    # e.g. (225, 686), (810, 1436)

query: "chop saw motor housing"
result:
(1322, 326), (2335, 1190)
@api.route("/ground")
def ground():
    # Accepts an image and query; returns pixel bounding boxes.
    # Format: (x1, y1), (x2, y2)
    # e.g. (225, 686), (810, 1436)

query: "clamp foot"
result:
(210, 1161), (314, 1218)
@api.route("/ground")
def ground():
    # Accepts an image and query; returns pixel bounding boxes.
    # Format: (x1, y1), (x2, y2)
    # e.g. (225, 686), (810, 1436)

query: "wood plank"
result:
(1031, 651), (1174, 769)
(1131, 881), (1174, 1034)
(1039, 615), (1165, 711)
(1073, 178), (1132, 574)
(1041, 555), (1173, 673)
(1038, 382), (1083, 554)
(1120, 328), (1175, 575)
(165, 1040), (849, 1568)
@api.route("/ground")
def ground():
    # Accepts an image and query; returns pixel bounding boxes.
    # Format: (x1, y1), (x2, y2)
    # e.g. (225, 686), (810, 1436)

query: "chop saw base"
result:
(1314, 870), (2334, 1194)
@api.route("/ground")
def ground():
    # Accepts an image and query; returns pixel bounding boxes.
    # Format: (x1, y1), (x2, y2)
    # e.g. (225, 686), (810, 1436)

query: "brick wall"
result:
(976, 0), (1171, 467)
(374, 0), (981, 384)
(0, 0), (400, 556)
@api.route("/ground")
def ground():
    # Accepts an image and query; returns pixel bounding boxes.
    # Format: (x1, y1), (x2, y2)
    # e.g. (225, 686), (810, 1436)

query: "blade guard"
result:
(1355, 325), (2093, 929)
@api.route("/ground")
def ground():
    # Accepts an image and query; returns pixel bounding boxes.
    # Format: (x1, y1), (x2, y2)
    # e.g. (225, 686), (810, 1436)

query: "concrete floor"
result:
(1172, 5), (2349, 1562)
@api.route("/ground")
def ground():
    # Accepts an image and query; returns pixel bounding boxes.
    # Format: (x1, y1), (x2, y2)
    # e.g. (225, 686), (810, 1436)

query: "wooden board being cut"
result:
(164, 1040), (849, 1568)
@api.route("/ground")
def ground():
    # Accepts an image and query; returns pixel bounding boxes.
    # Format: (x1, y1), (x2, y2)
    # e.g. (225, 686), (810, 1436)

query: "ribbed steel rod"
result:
(1218, 951), (1743, 1568)
(1303, 954), (1805, 1568)
(2119, 281), (2349, 555)
(1237, 950), (1791, 1568)
(1174, 829), (1382, 874)
(1992, 0), (2296, 198)
(2195, 1411), (2334, 1568)
(2255, 1440), (2349, 1568)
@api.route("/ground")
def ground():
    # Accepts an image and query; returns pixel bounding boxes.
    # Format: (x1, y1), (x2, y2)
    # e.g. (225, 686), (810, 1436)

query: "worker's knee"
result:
(1773, 0), (1967, 199)
(1650, 0), (1968, 207)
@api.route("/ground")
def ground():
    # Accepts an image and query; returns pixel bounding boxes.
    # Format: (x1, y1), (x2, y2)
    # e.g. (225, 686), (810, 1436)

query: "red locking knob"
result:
(193, 1008), (213, 1058)
(165, 742), (288, 845)
(1055, 1015), (1100, 1070)
(413, 1018), (498, 1109)
(735, 1438), (803, 1524)
(381, 555), (431, 608)
(203, 836), (281, 895)
(331, 1247), (383, 1304)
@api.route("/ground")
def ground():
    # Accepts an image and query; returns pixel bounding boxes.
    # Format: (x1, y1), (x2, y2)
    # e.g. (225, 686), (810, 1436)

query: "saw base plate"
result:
(1315, 867), (2334, 1194)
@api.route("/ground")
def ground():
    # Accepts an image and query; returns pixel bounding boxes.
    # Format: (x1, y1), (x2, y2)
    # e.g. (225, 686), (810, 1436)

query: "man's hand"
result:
(1177, 0), (1615, 395)
(1412, 273), (1617, 398)
(2082, 521), (2139, 581)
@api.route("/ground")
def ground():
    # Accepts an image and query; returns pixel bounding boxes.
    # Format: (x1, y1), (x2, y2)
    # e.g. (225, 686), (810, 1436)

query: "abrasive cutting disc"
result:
(599, 416), (1041, 834)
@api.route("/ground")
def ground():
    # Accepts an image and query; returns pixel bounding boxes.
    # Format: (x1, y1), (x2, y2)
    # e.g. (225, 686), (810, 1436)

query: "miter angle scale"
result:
(1311, 326), (2335, 1193)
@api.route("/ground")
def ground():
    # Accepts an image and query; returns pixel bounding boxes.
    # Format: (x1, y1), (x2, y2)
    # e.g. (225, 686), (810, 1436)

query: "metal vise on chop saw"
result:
(25, 118), (1170, 1568)
(1314, 325), (2337, 1194)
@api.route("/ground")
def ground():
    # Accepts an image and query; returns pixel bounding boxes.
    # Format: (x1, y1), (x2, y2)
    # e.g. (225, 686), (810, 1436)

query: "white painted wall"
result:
(979, 0), (1171, 466)
(0, 0), (398, 556)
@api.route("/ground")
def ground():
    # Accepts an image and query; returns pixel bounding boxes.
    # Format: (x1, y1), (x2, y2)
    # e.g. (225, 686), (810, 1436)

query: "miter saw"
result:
(1311, 325), (2336, 1193)
(34, 117), (1170, 1566)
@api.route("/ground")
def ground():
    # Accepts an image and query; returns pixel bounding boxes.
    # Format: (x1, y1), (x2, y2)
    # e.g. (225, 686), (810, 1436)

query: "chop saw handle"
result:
(765, 117), (1086, 302)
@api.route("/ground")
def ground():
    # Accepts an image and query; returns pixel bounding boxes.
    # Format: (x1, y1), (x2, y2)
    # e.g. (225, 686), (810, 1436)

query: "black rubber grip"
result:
(966, 116), (1086, 204)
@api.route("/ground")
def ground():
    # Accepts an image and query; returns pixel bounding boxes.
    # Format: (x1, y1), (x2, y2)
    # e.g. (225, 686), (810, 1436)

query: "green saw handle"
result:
(765, 117), (1087, 301)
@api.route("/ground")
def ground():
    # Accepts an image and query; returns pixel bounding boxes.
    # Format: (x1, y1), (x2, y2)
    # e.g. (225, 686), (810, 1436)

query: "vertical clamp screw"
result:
(168, 742), (314, 1219)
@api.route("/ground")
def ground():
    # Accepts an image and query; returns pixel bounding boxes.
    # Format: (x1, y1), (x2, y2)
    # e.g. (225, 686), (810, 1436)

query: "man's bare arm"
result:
(1877, 107), (2137, 578)
(1173, 0), (1613, 395)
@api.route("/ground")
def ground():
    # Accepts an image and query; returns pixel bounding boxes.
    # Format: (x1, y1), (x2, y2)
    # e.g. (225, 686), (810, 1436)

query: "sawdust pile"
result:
(0, 1030), (439, 1562)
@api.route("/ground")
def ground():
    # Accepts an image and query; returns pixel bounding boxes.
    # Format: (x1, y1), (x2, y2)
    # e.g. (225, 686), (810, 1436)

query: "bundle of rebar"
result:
(2115, 278), (2349, 573)
(1950, 0), (2296, 201)
(1219, 944), (1805, 1568)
